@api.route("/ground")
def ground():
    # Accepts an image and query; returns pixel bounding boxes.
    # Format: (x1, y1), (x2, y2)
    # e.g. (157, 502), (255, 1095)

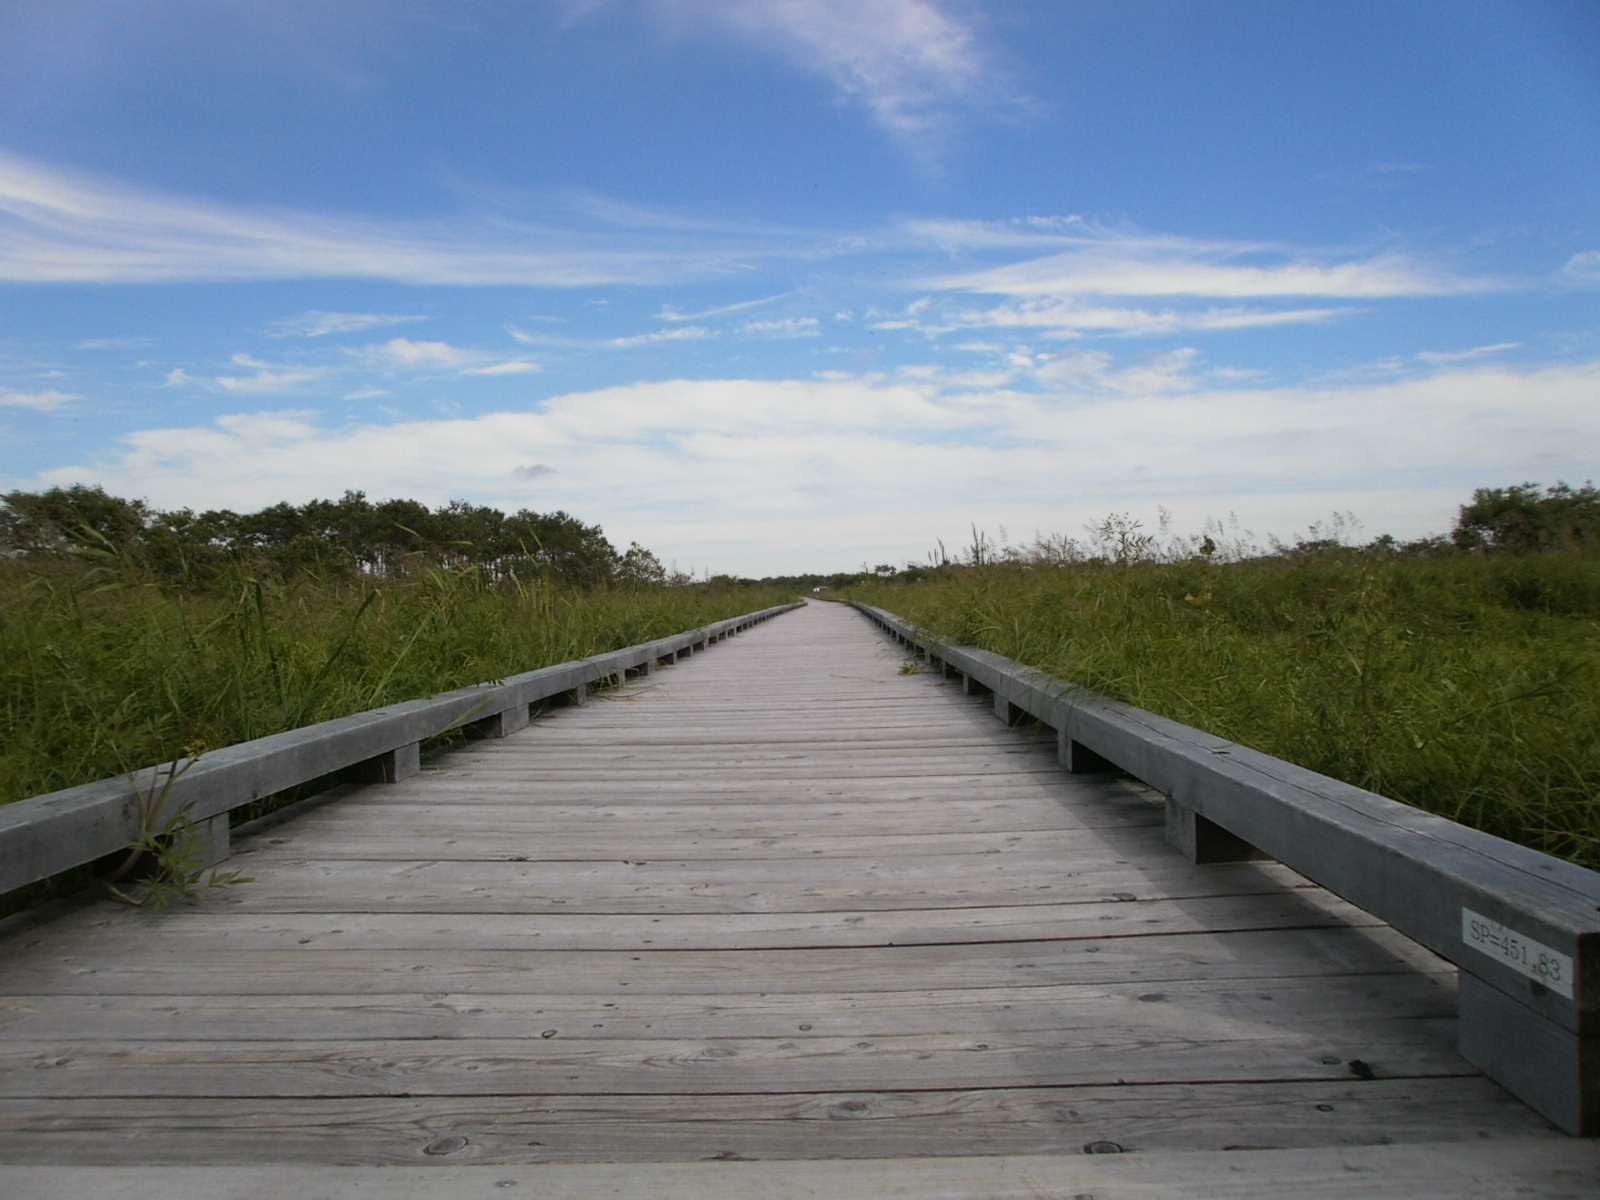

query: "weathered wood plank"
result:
(0, 973), (1456, 1041)
(0, 926), (1451, 997)
(0, 1078), (1558, 1165)
(4, 1140), (1598, 1199)
(6, 891), (1378, 947)
(231, 819), (1172, 857)
(0, 1016), (1476, 1097)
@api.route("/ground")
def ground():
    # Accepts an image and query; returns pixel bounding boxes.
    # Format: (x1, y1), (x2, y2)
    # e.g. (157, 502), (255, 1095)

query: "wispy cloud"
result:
(892, 298), (1345, 338)
(0, 388), (79, 411)
(633, 0), (1013, 143)
(162, 354), (324, 394)
(740, 316), (820, 338)
(657, 292), (791, 322)
(463, 359), (542, 376)
(0, 151), (820, 285)
(609, 325), (718, 348)
(269, 311), (428, 338)
(75, 336), (155, 350)
(1561, 250), (1600, 285)
(912, 218), (1481, 300)
(357, 338), (472, 369)
(213, 354), (324, 393)
(935, 248), (1469, 299)
(1416, 342), (1521, 364)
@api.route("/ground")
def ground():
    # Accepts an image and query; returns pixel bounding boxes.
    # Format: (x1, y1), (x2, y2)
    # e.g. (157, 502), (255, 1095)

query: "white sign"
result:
(1461, 909), (1574, 999)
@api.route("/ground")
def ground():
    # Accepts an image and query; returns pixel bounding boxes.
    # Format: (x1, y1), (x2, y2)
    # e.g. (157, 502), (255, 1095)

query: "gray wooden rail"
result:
(853, 602), (1600, 1136)
(0, 602), (801, 900)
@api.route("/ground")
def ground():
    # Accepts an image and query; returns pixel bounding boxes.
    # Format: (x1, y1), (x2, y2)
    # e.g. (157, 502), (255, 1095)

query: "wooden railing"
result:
(0, 602), (802, 902)
(854, 601), (1600, 1137)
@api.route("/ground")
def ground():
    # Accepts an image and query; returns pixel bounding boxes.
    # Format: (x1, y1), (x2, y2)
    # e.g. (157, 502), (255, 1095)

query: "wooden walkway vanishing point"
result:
(2, 600), (1597, 1198)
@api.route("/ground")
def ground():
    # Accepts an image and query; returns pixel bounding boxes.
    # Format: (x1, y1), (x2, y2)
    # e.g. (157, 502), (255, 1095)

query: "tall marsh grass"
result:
(0, 553), (791, 807)
(847, 553), (1600, 868)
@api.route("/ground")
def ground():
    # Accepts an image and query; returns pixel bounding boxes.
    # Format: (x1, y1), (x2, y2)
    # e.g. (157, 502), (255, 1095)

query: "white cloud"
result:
(75, 336), (154, 350)
(0, 388), (79, 411)
(359, 338), (471, 368)
(609, 325), (718, 347)
(162, 354), (324, 393)
(1416, 342), (1521, 364)
(658, 293), (790, 321)
(269, 311), (427, 338)
(463, 359), (543, 376)
(637, 0), (1009, 142)
(920, 298), (1346, 337)
(936, 248), (1468, 299)
(739, 316), (820, 338)
(1561, 250), (1600, 284)
(215, 369), (323, 393)
(35, 359), (1600, 575)
(909, 218), (1481, 300)
(0, 151), (817, 285)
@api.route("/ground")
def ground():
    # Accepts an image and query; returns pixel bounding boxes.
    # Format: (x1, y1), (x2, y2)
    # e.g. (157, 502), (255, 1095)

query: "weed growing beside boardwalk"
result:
(0, 557), (792, 808)
(846, 552), (1600, 869)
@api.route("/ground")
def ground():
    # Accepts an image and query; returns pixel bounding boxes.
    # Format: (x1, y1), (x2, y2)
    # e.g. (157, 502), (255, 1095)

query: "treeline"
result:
(0, 486), (668, 588)
(867, 482), (1600, 580)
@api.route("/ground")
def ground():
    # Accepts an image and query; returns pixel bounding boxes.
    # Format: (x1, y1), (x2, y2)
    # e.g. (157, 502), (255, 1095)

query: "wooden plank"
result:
(0, 973), (1456, 1041)
(0, 1015), (1477, 1097)
(236, 813), (1166, 849)
(0, 926), (1451, 997)
(4, 1140), (1599, 1199)
(15, 867), (1311, 919)
(7, 892), (1378, 946)
(0, 1078), (1558, 1164)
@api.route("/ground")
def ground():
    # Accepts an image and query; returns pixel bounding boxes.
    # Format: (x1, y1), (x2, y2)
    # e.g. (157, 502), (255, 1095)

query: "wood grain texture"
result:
(5, 1140), (1599, 1200)
(0, 599), (1568, 1177)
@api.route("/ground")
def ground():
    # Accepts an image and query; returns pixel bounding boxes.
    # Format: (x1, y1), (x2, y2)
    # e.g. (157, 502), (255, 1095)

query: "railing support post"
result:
(195, 813), (231, 866)
(356, 742), (421, 784)
(479, 706), (529, 738)
(994, 694), (1026, 726)
(1164, 799), (1266, 863)
(1057, 729), (1118, 775)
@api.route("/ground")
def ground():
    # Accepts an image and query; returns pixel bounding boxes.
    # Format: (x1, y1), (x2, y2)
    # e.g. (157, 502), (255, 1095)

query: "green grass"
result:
(844, 553), (1600, 869)
(0, 554), (793, 808)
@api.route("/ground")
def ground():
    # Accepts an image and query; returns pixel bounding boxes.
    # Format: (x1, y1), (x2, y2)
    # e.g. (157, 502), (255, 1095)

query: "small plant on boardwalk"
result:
(100, 752), (253, 910)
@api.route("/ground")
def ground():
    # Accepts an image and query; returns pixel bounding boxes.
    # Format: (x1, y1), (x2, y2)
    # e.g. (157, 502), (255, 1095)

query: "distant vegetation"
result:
(0, 486), (794, 810)
(843, 483), (1600, 869)
(0, 485), (669, 588)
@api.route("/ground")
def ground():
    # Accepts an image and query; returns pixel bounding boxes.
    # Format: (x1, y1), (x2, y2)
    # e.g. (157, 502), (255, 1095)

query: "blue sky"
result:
(1, 0), (1596, 574)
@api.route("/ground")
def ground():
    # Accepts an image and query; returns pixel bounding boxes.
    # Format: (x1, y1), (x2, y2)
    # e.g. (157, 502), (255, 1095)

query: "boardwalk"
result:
(1, 601), (1595, 1197)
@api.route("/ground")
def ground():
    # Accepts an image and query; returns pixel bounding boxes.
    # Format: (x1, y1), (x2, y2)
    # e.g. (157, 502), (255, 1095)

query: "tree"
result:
(0, 485), (151, 554)
(1453, 482), (1600, 553)
(505, 510), (620, 586)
